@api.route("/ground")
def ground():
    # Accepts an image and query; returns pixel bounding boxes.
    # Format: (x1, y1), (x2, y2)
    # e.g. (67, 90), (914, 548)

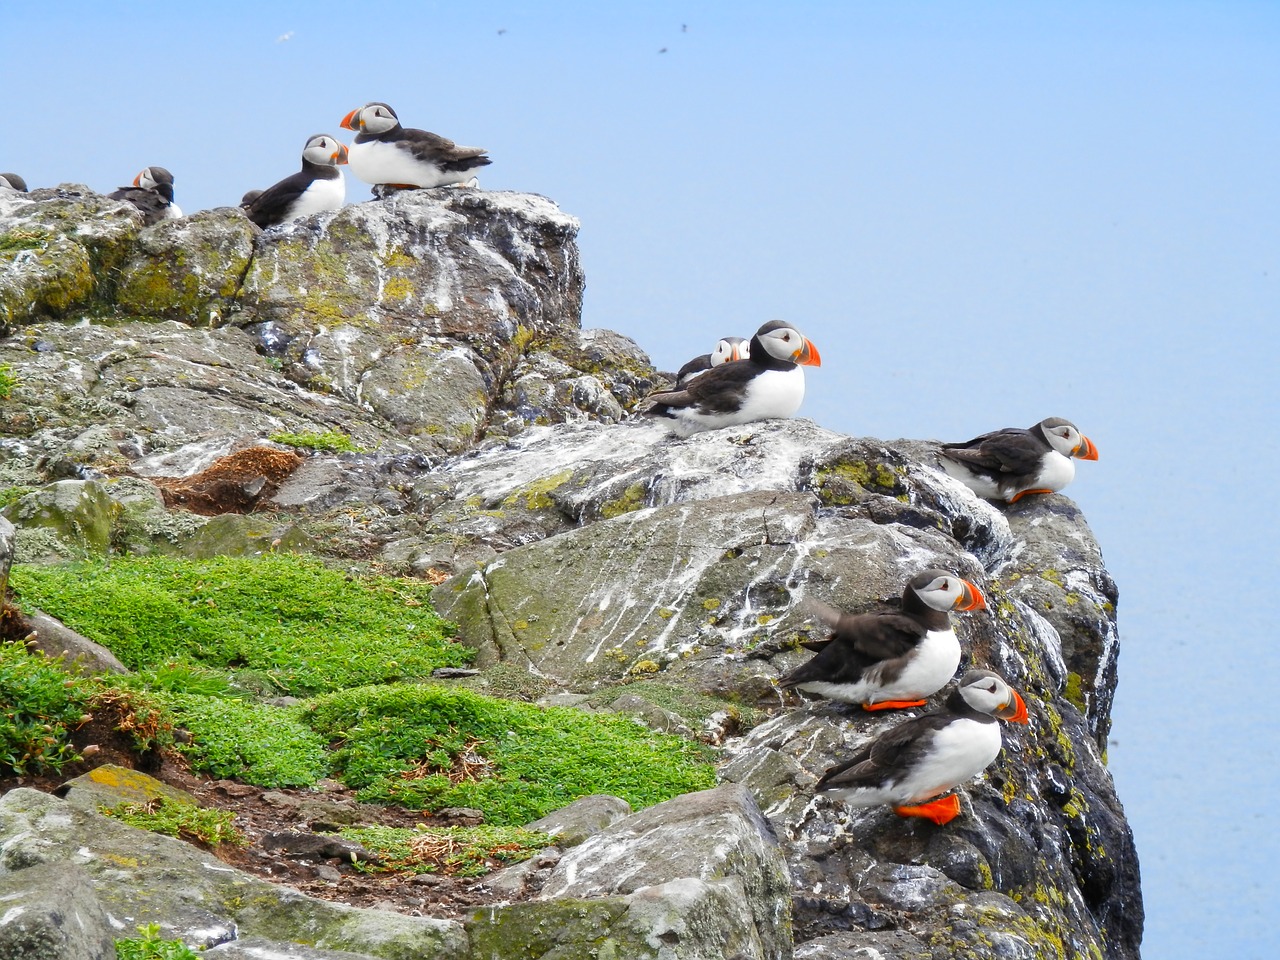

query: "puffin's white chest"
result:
(290, 173), (345, 219)
(1029, 451), (1075, 494)
(895, 718), (1003, 802)
(882, 628), (961, 701)
(735, 366), (806, 421)
(349, 139), (449, 188)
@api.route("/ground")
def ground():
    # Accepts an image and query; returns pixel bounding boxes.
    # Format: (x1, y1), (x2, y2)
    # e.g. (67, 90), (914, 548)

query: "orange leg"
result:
(1008, 488), (1053, 504)
(863, 699), (926, 711)
(893, 795), (962, 825)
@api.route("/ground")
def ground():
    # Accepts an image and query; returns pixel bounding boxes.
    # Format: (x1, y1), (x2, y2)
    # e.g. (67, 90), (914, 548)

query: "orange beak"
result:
(132, 171), (143, 186)
(1075, 435), (1099, 461)
(730, 343), (745, 361)
(998, 690), (1030, 724)
(339, 108), (360, 131)
(956, 580), (986, 611)
(794, 338), (821, 367)
(334, 143), (349, 165)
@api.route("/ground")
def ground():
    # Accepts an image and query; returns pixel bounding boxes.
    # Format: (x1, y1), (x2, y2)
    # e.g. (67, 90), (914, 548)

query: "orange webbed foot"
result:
(1008, 488), (1053, 504)
(894, 795), (962, 825)
(863, 699), (927, 711)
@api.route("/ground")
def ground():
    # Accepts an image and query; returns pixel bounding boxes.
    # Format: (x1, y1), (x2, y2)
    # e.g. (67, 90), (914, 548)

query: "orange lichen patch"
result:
(150, 447), (303, 515)
(422, 567), (451, 586)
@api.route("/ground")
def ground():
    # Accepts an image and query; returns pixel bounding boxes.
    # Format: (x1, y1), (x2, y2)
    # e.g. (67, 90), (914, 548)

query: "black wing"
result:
(815, 714), (951, 792)
(778, 610), (927, 688)
(940, 427), (1046, 476)
(108, 186), (169, 226)
(246, 170), (313, 228)
(394, 126), (491, 171)
(646, 360), (760, 415)
(675, 354), (712, 387)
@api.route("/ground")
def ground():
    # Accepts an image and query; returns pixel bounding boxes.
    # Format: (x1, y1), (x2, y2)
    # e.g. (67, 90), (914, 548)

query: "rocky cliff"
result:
(0, 185), (1141, 959)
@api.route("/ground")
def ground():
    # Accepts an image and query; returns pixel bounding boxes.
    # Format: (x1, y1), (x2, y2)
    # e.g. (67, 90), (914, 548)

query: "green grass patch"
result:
(0, 485), (36, 510)
(0, 641), (92, 776)
(269, 429), (363, 453)
(343, 823), (551, 877)
(0, 363), (15, 401)
(101, 795), (245, 848)
(163, 693), (329, 787)
(305, 684), (716, 825)
(9, 554), (471, 696)
(115, 923), (201, 960)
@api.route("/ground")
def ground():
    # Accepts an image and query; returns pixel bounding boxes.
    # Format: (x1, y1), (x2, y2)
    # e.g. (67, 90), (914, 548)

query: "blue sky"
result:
(5, 2), (1279, 955)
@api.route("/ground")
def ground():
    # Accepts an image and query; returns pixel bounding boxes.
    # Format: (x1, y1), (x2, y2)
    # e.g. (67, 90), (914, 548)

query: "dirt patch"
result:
(0, 728), (548, 921)
(149, 447), (303, 515)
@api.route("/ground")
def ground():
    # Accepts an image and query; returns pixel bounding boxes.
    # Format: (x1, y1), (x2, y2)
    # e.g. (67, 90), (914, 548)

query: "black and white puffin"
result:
(108, 166), (181, 226)
(815, 669), (1029, 825)
(644, 320), (820, 436)
(239, 189), (263, 210)
(778, 570), (986, 710)
(0, 173), (28, 192)
(244, 134), (348, 229)
(675, 336), (750, 388)
(339, 102), (491, 189)
(938, 417), (1099, 504)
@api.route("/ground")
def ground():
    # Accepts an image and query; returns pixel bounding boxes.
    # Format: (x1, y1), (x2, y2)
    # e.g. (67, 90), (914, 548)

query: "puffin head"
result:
(302, 134), (349, 167)
(957, 669), (1029, 724)
(710, 336), (750, 366)
(909, 569), (986, 613)
(752, 320), (821, 366)
(0, 172), (28, 192)
(1038, 417), (1098, 461)
(133, 166), (175, 202)
(340, 102), (400, 136)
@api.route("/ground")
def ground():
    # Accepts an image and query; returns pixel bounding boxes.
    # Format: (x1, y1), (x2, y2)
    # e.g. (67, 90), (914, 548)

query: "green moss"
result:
(977, 859), (994, 890)
(269, 429), (363, 453)
(503, 469), (573, 511)
(0, 228), (50, 253)
(701, 598), (721, 611)
(1063, 672), (1088, 713)
(810, 459), (902, 506)
(304, 683), (716, 825)
(101, 795), (245, 848)
(10, 554), (470, 696)
(1040, 568), (1065, 588)
(630, 660), (661, 674)
(600, 482), (647, 519)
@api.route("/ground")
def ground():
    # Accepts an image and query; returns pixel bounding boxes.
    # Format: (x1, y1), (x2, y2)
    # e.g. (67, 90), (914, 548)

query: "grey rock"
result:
(17, 610), (129, 675)
(0, 789), (468, 959)
(541, 783), (792, 960)
(525, 794), (633, 848)
(0, 862), (116, 960)
(60, 764), (196, 811)
(203, 938), (380, 959)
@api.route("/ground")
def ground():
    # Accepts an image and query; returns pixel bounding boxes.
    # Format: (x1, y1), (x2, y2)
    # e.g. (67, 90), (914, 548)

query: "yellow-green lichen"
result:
(600, 483), (647, 519)
(503, 469), (573, 511)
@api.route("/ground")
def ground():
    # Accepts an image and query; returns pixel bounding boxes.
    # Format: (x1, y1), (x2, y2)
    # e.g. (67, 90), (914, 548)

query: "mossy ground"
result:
(3, 553), (717, 832)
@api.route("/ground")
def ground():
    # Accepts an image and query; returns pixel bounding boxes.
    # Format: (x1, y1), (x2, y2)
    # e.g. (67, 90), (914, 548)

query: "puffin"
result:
(339, 102), (491, 189)
(675, 336), (750, 388)
(0, 173), (28, 192)
(244, 134), (348, 229)
(239, 189), (264, 210)
(815, 669), (1029, 825)
(643, 320), (820, 436)
(778, 570), (986, 710)
(938, 417), (1099, 504)
(108, 166), (181, 226)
